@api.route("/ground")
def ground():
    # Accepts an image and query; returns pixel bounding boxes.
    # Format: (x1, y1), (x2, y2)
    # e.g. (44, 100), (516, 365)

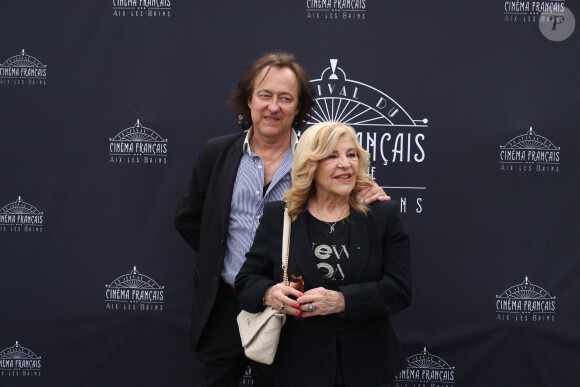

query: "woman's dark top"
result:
(306, 210), (350, 290)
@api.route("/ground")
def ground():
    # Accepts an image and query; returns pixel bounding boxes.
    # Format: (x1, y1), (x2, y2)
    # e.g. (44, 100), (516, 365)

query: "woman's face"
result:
(313, 135), (359, 200)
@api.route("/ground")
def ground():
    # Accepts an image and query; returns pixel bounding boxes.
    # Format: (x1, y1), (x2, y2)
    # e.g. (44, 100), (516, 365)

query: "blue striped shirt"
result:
(220, 129), (298, 285)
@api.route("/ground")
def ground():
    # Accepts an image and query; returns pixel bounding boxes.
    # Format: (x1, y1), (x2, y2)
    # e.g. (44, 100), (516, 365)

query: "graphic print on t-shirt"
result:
(307, 211), (350, 288)
(311, 242), (349, 282)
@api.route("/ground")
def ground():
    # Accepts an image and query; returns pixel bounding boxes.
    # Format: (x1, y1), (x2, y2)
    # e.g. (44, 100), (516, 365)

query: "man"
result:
(174, 52), (389, 386)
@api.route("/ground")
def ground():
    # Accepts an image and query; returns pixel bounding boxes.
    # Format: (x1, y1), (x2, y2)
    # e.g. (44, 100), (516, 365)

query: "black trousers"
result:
(195, 282), (274, 387)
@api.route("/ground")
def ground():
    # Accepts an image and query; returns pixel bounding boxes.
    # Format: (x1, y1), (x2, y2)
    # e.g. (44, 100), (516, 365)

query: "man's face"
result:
(248, 66), (300, 140)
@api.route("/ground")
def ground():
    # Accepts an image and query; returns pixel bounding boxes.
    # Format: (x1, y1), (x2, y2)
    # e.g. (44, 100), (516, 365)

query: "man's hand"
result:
(356, 182), (391, 204)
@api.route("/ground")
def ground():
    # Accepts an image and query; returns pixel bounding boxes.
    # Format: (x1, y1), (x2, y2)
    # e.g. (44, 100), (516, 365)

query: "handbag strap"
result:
(281, 205), (291, 286)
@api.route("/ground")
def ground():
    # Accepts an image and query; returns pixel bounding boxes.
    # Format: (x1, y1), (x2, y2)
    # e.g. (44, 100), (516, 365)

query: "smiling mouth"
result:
(335, 174), (352, 180)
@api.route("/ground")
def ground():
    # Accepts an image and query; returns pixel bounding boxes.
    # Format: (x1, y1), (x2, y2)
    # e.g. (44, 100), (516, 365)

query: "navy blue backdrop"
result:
(1, 1), (579, 386)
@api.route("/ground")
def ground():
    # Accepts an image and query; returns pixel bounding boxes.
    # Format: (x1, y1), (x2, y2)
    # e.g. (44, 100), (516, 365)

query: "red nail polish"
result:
(294, 302), (299, 308)
(299, 293), (303, 297)
(296, 310), (300, 316)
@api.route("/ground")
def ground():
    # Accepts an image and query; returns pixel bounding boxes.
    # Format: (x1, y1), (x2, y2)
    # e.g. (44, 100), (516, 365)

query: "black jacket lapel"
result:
(343, 210), (370, 285)
(218, 135), (245, 235)
(288, 212), (326, 290)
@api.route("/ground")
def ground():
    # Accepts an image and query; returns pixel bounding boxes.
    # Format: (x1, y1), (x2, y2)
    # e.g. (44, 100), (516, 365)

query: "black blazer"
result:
(235, 200), (412, 386)
(174, 132), (246, 350)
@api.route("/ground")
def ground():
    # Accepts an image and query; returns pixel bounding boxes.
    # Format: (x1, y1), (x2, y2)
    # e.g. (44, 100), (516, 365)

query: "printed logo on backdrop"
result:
(0, 341), (42, 377)
(0, 50), (47, 86)
(239, 366), (253, 385)
(503, 2), (575, 41)
(109, 119), (168, 165)
(0, 197), (43, 233)
(309, 59), (428, 215)
(393, 347), (455, 386)
(496, 276), (556, 322)
(306, 0), (367, 20)
(106, 266), (165, 311)
(499, 127), (560, 173)
(112, 0), (171, 17)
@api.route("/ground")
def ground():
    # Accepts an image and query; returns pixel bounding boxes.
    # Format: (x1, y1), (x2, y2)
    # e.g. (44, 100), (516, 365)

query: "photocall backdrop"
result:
(1, 1), (578, 386)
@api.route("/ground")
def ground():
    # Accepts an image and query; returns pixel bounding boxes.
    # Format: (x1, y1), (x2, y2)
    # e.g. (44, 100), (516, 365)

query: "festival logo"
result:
(502, 1), (575, 41)
(306, 0), (367, 21)
(112, 0), (171, 17)
(309, 59), (428, 215)
(106, 266), (165, 312)
(0, 196), (44, 233)
(0, 341), (42, 377)
(496, 277), (556, 322)
(0, 49), (47, 86)
(109, 119), (168, 165)
(393, 347), (455, 387)
(499, 127), (560, 173)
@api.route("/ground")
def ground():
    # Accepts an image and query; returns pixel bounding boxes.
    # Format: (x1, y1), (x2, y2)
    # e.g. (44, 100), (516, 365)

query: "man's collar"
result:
(243, 127), (298, 154)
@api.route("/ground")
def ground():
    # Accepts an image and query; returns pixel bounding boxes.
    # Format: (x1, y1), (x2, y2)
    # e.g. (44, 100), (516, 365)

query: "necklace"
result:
(251, 136), (288, 166)
(251, 137), (289, 182)
(315, 201), (349, 234)
(262, 148), (287, 169)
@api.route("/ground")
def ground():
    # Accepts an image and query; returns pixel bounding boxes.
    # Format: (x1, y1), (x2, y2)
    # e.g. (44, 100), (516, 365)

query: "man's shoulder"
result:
(197, 132), (246, 166)
(204, 131), (246, 150)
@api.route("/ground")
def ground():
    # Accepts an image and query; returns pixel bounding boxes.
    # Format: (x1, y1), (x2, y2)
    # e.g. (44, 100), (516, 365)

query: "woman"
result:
(235, 122), (411, 386)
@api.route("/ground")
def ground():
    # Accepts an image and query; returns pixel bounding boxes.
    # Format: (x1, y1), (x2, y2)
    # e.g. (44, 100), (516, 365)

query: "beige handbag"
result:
(236, 205), (291, 365)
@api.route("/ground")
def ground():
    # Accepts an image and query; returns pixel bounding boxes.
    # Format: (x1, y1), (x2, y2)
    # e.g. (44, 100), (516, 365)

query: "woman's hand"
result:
(263, 282), (304, 317)
(356, 182), (390, 204)
(297, 287), (345, 317)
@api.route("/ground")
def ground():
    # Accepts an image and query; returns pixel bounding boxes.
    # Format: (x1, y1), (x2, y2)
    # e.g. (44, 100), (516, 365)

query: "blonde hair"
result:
(284, 122), (375, 221)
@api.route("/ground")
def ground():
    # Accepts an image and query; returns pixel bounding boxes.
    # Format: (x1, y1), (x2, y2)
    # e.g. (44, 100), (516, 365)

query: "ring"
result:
(307, 303), (314, 312)
(279, 304), (284, 311)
